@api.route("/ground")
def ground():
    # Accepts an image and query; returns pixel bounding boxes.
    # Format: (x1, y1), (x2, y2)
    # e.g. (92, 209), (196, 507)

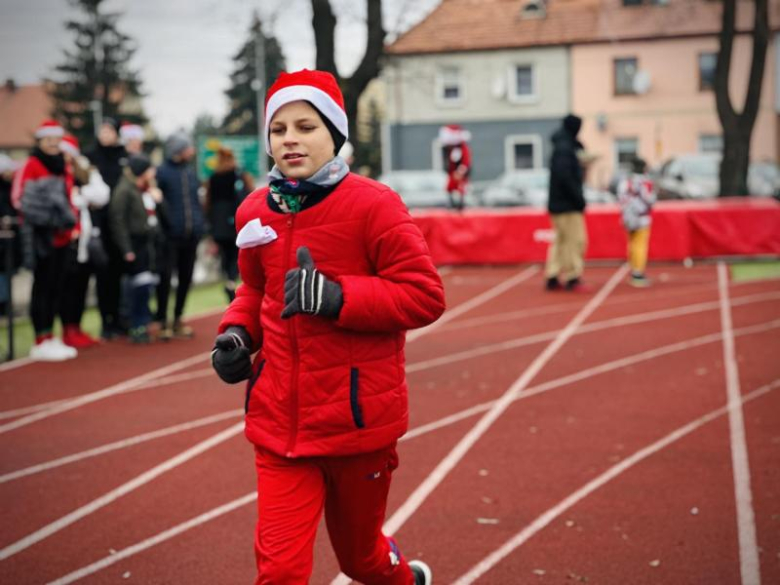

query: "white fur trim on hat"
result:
(35, 125), (64, 139)
(120, 124), (144, 143)
(60, 141), (80, 158)
(265, 85), (348, 155)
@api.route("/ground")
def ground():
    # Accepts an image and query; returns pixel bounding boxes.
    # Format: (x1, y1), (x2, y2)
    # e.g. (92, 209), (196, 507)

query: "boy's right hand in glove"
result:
(211, 326), (253, 384)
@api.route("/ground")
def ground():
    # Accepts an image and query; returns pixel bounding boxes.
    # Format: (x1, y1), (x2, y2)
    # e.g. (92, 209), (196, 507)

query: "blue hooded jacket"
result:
(156, 158), (205, 239)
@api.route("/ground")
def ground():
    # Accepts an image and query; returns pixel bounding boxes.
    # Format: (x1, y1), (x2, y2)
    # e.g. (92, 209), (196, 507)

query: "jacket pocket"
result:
(350, 367), (365, 429)
(245, 360), (265, 414)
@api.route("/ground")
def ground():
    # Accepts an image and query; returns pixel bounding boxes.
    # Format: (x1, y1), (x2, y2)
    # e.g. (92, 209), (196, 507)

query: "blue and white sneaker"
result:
(409, 560), (432, 585)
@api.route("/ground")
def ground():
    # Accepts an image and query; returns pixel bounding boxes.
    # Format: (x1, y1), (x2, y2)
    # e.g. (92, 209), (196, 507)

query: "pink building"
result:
(571, 0), (780, 189)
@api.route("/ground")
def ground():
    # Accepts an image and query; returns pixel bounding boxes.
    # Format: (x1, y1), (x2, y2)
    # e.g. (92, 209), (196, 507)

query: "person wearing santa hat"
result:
(11, 119), (78, 360)
(119, 122), (145, 155)
(210, 70), (442, 585)
(59, 134), (110, 348)
(439, 124), (472, 211)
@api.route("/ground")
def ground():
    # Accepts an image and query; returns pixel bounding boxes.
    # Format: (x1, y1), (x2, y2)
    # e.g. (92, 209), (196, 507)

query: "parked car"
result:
(655, 154), (720, 199)
(654, 154), (779, 199)
(379, 170), (480, 209)
(482, 169), (549, 207)
(748, 160), (780, 197)
(482, 168), (613, 208)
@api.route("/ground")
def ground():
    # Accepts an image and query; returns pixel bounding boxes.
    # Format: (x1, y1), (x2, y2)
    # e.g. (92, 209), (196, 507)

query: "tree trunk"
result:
(311, 0), (385, 145)
(312, 0), (337, 75)
(720, 131), (751, 196)
(714, 0), (770, 196)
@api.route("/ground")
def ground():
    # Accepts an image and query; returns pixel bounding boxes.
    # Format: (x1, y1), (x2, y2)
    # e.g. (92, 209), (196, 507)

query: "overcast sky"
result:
(0, 0), (440, 135)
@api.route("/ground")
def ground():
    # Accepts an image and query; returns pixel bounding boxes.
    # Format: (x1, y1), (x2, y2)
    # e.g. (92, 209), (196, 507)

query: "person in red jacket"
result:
(211, 70), (444, 585)
(12, 119), (79, 361)
(439, 124), (472, 211)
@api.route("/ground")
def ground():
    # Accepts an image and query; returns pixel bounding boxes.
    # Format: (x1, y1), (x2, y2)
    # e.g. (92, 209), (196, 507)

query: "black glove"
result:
(211, 326), (253, 384)
(281, 246), (343, 319)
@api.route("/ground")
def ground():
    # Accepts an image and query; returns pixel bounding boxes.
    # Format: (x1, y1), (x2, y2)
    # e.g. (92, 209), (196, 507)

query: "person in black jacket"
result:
(86, 117), (128, 338)
(154, 132), (205, 339)
(545, 114), (588, 292)
(205, 146), (253, 302)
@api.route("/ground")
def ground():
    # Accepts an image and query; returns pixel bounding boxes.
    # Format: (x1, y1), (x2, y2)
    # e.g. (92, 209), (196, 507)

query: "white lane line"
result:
(3, 288), (776, 430)
(0, 399), (70, 421)
(0, 352), (210, 435)
(454, 378), (780, 584)
(0, 368), (215, 421)
(0, 307), (225, 374)
(11, 317), (778, 489)
(0, 266), (529, 424)
(46, 492), (258, 585)
(404, 319), (780, 443)
(0, 422), (243, 560)
(0, 409), (242, 484)
(387, 267), (627, 532)
(45, 323), (780, 585)
(718, 262), (761, 585)
(407, 266), (539, 342)
(0, 357), (34, 373)
(443, 286), (779, 334)
(407, 291), (780, 375)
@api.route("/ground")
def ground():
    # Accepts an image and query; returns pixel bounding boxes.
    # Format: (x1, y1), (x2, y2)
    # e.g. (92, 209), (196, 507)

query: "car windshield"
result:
(683, 157), (719, 178)
(503, 170), (549, 189)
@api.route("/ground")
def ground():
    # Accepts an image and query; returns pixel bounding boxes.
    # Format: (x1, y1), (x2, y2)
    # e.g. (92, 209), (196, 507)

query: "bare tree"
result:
(715, 0), (770, 196)
(311, 0), (385, 141)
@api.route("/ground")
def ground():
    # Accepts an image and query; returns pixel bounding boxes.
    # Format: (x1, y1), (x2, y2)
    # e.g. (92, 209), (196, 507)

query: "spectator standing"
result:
(205, 146), (253, 302)
(439, 124), (472, 211)
(618, 157), (656, 287)
(109, 154), (161, 343)
(210, 69), (442, 585)
(545, 114), (589, 292)
(155, 132), (205, 339)
(0, 155), (21, 317)
(120, 122), (145, 155)
(11, 120), (77, 361)
(86, 117), (128, 339)
(60, 134), (110, 348)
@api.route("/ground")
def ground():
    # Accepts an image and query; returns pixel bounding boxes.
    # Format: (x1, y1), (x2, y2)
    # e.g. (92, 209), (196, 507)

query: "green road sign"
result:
(196, 135), (262, 180)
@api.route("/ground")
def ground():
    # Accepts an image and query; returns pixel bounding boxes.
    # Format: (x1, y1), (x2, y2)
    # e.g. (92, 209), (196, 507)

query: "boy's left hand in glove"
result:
(281, 246), (343, 319)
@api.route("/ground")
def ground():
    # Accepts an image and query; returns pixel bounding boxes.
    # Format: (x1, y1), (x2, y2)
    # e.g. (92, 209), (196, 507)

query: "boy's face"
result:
(39, 136), (61, 156)
(98, 124), (118, 147)
(269, 101), (335, 180)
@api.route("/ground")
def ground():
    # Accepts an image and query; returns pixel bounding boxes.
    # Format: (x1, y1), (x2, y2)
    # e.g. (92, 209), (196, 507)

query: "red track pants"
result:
(253, 444), (414, 584)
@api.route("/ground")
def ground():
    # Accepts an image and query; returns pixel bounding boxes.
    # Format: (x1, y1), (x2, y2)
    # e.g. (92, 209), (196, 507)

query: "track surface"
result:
(0, 263), (778, 584)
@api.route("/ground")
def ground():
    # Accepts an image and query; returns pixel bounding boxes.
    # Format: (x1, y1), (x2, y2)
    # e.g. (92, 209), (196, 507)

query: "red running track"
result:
(0, 263), (778, 584)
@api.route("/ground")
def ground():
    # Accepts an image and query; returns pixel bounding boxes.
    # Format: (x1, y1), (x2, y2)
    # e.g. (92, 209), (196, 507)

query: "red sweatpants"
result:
(253, 443), (414, 584)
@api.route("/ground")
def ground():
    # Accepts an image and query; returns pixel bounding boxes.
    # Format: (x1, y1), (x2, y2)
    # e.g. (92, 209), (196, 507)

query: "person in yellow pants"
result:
(618, 157), (656, 287)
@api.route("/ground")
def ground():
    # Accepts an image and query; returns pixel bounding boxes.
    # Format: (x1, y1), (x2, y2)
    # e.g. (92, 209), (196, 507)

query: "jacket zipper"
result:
(285, 214), (299, 457)
(182, 169), (192, 236)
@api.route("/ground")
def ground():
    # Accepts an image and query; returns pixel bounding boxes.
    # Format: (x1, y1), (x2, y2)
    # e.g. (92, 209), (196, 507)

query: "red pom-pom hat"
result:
(264, 69), (348, 155)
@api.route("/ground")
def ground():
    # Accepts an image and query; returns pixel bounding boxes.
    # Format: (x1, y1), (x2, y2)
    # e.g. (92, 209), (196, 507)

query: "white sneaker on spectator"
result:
(50, 337), (78, 358)
(29, 339), (77, 361)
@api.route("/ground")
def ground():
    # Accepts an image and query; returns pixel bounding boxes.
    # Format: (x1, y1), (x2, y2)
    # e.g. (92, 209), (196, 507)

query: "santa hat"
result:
(264, 69), (348, 155)
(120, 122), (144, 143)
(439, 124), (471, 147)
(60, 134), (80, 158)
(34, 119), (64, 139)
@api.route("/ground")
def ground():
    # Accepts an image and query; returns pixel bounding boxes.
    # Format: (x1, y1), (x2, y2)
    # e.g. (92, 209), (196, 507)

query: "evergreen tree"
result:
(355, 98), (383, 178)
(49, 0), (146, 148)
(222, 14), (286, 136)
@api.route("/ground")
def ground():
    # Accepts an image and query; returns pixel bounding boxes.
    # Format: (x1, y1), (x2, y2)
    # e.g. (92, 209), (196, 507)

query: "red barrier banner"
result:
(411, 198), (780, 265)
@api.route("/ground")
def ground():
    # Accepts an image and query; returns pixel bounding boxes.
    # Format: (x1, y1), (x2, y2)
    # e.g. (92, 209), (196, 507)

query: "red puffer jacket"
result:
(219, 173), (446, 458)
